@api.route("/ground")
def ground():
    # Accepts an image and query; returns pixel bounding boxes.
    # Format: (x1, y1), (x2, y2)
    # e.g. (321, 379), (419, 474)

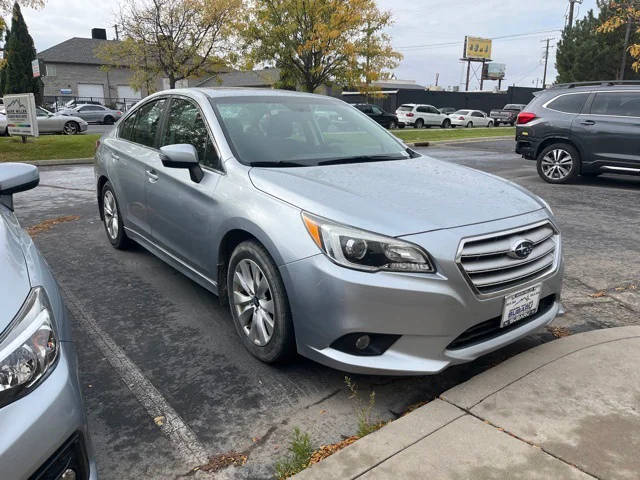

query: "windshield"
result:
(211, 96), (409, 167)
(397, 105), (414, 111)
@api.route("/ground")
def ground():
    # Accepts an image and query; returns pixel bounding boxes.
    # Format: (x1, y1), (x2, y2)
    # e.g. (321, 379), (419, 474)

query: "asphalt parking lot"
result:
(13, 138), (640, 479)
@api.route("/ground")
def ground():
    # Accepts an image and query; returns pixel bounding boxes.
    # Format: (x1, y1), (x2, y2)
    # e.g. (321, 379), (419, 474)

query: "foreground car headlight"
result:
(0, 287), (59, 408)
(302, 212), (434, 273)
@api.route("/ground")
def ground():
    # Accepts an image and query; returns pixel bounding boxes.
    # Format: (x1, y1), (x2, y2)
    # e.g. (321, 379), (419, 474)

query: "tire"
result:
(466, 121), (473, 128)
(451, 125), (457, 128)
(227, 240), (295, 363)
(398, 124), (405, 129)
(388, 120), (397, 130)
(495, 121), (500, 126)
(101, 182), (131, 249)
(510, 122), (515, 127)
(441, 119), (451, 128)
(103, 116), (115, 125)
(414, 118), (424, 129)
(536, 143), (580, 184)
(487, 121), (494, 128)
(63, 121), (79, 135)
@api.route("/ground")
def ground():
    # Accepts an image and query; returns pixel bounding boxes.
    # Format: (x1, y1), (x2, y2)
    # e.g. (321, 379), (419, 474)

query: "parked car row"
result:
(0, 108), (89, 136)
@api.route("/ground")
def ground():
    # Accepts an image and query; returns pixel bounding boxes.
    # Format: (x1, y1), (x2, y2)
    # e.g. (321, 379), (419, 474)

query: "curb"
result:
(405, 135), (513, 148)
(23, 158), (94, 166)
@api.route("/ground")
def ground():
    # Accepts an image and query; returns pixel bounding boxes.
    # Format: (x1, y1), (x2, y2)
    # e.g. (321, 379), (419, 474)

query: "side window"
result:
(131, 99), (166, 147)
(360, 105), (373, 114)
(161, 98), (219, 170)
(547, 93), (588, 114)
(591, 92), (640, 117)
(119, 112), (137, 141)
(427, 106), (439, 114)
(416, 106), (427, 113)
(371, 106), (383, 115)
(79, 106), (92, 112)
(471, 111), (483, 118)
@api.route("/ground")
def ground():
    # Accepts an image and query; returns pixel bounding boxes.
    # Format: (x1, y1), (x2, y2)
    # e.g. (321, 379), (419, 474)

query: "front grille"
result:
(447, 294), (556, 350)
(30, 432), (90, 480)
(457, 221), (559, 295)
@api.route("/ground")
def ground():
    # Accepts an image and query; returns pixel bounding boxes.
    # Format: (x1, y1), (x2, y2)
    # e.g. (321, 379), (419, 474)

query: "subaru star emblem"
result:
(508, 239), (534, 259)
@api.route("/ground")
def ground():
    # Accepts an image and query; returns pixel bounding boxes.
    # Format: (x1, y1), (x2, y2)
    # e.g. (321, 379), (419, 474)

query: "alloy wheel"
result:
(541, 148), (573, 180)
(232, 259), (275, 347)
(103, 190), (119, 239)
(63, 122), (78, 135)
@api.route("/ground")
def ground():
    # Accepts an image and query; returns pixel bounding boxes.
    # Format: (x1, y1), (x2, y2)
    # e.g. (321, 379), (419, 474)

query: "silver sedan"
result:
(58, 104), (123, 125)
(37, 107), (88, 135)
(95, 88), (563, 375)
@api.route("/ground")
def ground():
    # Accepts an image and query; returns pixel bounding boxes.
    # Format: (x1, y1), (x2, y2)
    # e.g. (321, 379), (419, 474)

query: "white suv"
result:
(395, 104), (451, 129)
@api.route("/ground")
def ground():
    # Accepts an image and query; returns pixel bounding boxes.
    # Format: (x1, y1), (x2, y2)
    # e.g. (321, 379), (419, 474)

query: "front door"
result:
(35, 107), (56, 133)
(573, 90), (640, 169)
(146, 96), (223, 279)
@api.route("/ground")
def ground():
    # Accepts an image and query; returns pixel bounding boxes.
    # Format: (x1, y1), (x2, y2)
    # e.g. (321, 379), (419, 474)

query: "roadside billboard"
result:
(31, 59), (41, 78)
(483, 62), (506, 80)
(4, 93), (39, 137)
(464, 36), (492, 60)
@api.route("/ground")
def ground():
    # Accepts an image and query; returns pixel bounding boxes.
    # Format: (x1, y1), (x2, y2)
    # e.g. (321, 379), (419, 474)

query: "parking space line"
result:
(61, 286), (212, 473)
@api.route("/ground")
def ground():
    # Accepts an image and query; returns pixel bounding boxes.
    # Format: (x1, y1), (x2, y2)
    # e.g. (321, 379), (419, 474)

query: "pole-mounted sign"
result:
(4, 93), (39, 138)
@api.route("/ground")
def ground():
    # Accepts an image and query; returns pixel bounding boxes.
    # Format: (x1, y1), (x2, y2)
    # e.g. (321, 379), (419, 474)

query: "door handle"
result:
(580, 120), (596, 126)
(146, 169), (159, 183)
(112, 153), (120, 161)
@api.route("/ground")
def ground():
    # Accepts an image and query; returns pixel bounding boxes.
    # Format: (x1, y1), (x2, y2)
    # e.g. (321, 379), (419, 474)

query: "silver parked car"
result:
(59, 104), (123, 124)
(0, 163), (97, 478)
(95, 88), (563, 375)
(37, 107), (89, 135)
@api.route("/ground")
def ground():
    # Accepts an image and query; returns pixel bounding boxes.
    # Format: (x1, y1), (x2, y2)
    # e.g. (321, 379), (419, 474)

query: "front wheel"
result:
(63, 121), (79, 135)
(441, 119), (451, 128)
(398, 123), (405, 129)
(487, 121), (494, 127)
(103, 116), (115, 125)
(228, 240), (296, 363)
(536, 143), (580, 184)
(388, 120), (397, 130)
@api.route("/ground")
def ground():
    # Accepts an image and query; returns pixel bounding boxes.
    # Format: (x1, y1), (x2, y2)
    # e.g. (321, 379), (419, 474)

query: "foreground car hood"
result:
(249, 157), (543, 236)
(0, 214), (31, 333)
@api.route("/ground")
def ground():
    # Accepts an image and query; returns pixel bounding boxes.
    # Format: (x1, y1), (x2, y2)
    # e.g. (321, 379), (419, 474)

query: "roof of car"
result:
(548, 80), (640, 91)
(196, 87), (331, 99)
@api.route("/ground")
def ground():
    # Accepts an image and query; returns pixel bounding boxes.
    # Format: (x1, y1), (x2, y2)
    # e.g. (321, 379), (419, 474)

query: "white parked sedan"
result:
(449, 110), (494, 128)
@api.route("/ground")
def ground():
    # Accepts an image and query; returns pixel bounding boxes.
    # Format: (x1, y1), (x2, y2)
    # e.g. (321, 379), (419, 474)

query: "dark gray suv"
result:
(515, 81), (640, 183)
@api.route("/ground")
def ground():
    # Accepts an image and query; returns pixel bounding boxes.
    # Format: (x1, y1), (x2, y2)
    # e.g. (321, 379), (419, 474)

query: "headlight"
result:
(0, 287), (59, 408)
(302, 212), (435, 273)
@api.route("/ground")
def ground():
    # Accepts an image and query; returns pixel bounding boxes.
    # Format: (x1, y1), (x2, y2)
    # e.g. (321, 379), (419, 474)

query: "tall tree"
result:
(2, 2), (42, 101)
(97, 0), (243, 91)
(597, 0), (640, 75)
(242, 0), (402, 93)
(556, 1), (640, 82)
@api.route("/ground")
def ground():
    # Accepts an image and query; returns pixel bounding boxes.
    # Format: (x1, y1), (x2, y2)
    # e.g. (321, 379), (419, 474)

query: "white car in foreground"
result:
(0, 113), (7, 136)
(449, 110), (494, 128)
(395, 104), (451, 128)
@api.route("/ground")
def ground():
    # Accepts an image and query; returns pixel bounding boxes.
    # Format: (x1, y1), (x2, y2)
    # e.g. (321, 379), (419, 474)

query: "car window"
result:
(119, 111), (137, 141)
(211, 96), (407, 167)
(79, 106), (93, 112)
(504, 104), (523, 111)
(130, 99), (166, 148)
(471, 111), (484, 118)
(427, 106), (439, 114)
(416, 106), (428, 113)
(357, 105), (373, 114)
(547, 93), (589, 114)
(371, 106), (384, 115)
(590, 92), (640, 117)
(36, 107), (49, 117)
(161, 97), (219, 170)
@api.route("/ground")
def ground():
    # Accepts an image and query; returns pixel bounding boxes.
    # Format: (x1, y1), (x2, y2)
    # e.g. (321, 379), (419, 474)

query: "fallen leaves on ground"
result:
(309, 435), (360, 465)
(547, 326), (571, 338)
(589, 282), (638, 298)
(27, 215), (80, 236)
(589, 290), (607, 298)
(153, 415), (165, 426)
(196, 452), (248, 473)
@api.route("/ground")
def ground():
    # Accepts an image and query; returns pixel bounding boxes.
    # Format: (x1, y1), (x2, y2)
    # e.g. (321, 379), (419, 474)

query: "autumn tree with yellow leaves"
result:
(598, 0), (640, 75)
(242, 0), (402, 93)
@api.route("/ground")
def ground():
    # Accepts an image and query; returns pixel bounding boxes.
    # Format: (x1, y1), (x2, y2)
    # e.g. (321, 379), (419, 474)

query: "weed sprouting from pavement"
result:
(274, 427), (313, 479)
(345, 376), (380, 438)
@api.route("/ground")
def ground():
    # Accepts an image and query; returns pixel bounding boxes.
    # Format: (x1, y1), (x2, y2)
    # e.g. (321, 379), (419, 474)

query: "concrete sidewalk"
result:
(296, 326), (640, 479)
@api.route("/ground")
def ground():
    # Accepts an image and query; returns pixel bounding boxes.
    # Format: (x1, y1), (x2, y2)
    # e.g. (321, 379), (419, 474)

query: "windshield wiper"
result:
(249, 161), (307, 168)
(317, 154), (409, 166)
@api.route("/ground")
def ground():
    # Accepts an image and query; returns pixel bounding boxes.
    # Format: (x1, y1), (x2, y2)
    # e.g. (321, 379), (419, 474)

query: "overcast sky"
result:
(19, 0), (599, 90)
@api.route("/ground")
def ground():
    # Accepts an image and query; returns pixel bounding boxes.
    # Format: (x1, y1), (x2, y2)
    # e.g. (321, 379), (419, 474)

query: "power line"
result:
(397, 29), (562, 51)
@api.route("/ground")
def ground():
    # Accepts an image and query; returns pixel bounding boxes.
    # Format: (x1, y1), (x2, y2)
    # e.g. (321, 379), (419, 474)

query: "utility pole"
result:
(541, 38), (553, 89)
(620, 17), (632, 80)
(567, 0), (582, 29)
(113, 24), (120, 40)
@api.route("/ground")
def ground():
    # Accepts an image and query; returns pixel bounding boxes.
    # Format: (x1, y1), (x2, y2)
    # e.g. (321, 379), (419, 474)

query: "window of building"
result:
(46, 64), (56, 77)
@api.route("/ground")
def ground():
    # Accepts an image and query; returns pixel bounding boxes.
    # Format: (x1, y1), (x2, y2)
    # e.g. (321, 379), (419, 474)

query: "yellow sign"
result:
(465, 36), (492, 60)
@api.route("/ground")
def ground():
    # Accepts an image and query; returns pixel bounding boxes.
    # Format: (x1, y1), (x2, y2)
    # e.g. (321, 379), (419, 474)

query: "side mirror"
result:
(0, 163), (39, 210)
(159, 144), (204, 183)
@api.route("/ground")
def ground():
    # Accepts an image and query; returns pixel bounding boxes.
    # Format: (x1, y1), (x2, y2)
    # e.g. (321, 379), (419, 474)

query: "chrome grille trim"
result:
(456, 220), (560, 297)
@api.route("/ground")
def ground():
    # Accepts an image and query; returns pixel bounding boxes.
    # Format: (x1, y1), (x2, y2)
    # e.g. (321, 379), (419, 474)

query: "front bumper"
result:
(79, 122), (89, 132)
(0, 341), (97, 480)
(281, 210), (563, 375)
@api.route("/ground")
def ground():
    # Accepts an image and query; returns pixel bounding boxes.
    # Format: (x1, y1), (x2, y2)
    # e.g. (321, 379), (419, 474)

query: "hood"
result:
(0, 212), (31, 334)
(249, 157), (543, 236)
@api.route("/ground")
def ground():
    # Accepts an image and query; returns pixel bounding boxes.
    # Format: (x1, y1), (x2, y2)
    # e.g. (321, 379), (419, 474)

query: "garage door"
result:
(116, 85), (141, 100)
(77, 83), (104, 103)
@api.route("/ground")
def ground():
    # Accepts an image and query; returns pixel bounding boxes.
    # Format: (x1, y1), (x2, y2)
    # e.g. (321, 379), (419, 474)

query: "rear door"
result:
(572, 90), (640, 168)
(103, 98), (168, 236)
(471, 111), (488, 126)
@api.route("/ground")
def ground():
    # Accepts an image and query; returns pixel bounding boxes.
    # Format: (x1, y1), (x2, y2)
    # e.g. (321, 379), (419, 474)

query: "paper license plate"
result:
(501, 284), (541, 328)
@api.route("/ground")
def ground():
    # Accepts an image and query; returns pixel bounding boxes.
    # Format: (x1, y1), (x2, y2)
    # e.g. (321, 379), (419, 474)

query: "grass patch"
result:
(0, 134), (99, 162)
(274, 428), (314, 479)
(392, 126), (515, 143)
